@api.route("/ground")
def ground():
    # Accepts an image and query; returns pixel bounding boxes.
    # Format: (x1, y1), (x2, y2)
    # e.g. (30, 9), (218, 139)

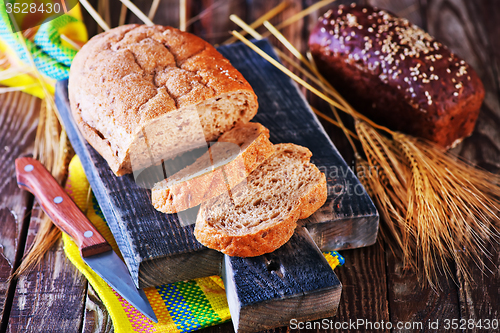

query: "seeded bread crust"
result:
(152, 123), (275, 213)
(194, 143), (327, 257)
(308, 4), (484, 148)
(69, 24), (258, 176)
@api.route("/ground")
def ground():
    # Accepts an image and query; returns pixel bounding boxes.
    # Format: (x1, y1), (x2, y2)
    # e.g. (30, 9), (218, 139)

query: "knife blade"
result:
(15, 157), (158, 323)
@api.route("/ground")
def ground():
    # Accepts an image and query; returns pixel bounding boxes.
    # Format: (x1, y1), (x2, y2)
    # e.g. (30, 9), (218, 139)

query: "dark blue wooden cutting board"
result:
(55, 39), (378, 290)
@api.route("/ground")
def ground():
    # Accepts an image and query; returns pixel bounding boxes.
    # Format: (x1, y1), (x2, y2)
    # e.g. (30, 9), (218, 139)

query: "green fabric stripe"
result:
(156, 283), (202, 332)
(177, 280), (222, 327)
(330, 251), (345, 265)
(34, 14), (78, 67)
(0, 0), (71, 80)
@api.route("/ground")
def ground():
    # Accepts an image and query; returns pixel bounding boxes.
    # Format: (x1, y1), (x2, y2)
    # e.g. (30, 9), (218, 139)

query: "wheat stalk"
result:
(148, 0), (161, 21)
(119, 0), (154, 26)
(79, 0), (110, 31)
(179, 0), (186, 31)
(261, 0), (336, 38)
(230, 16), (500, 288)
(222, 1), (289, 45)
(119, 3), (128, 26)
(1, 16), (72, 277)
(97, 0), (111, 33)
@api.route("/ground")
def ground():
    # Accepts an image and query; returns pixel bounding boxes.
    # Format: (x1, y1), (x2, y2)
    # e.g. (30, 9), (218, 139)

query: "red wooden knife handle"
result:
(15, 157), (112, 257)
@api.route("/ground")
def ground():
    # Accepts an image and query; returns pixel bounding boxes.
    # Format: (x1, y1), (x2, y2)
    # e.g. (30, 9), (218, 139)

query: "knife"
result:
(15, 157), (158, 323)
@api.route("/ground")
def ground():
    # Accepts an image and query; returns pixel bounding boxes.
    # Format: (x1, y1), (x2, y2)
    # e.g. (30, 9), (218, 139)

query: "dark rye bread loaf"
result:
(309, 4), (484, 148)
(69, 25), (258, 176)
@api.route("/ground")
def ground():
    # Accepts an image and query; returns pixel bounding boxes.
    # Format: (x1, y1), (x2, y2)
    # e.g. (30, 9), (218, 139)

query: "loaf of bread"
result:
(194, 143), (327, 257)
(152, 122), (274, 213)
(308, 4), (484, 148)
(69, 25), (258, 176)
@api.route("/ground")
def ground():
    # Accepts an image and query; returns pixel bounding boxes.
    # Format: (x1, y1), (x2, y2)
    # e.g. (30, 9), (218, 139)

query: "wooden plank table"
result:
(1, 0), (499, 332)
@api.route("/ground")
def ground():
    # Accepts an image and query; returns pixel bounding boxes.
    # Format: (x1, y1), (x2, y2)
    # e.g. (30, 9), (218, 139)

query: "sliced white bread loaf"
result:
(69, 25), (258, 176)
(152, 123), (274, 213)
(194, 143), (327, 257)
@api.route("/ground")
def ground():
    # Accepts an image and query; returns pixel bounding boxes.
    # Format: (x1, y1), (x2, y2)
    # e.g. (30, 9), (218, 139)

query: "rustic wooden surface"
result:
(6, 203), (89, 332)
(0, 91), (40, 332)
(224, 227), (341, 332)
(1, 0), (499, 332)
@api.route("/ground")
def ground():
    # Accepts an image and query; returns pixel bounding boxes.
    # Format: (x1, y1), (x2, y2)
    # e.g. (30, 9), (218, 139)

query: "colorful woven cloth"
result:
(0, 4), (87, 98)
(63, 155), (344, 333)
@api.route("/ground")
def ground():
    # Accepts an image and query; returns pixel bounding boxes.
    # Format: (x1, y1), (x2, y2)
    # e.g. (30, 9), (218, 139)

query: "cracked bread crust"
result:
(69, 24), (258, 176)
(194, 143), (327, 257)
(151, 123), (275, 213)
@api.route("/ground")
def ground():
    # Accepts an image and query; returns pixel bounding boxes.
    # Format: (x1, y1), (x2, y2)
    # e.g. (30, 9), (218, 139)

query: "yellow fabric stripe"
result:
(196, 277), (231, 322)
(323, 252), (340, 269)
(63, 157), (135, 332)
(144, 288), (180, 333)
(67, 156), (122, 257)
(62, 233), (135, 332)
(209, 275), (225, 290)
(65, 155), (89, 209)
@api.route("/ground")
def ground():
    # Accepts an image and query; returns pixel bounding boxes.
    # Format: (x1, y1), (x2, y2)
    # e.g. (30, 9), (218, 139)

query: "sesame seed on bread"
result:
(309, 4), (484, 148)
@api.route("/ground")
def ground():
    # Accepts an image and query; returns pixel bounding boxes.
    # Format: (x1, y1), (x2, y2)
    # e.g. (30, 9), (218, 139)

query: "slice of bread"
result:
(152, 123), (275, 213)
(194, 143), (327, 257)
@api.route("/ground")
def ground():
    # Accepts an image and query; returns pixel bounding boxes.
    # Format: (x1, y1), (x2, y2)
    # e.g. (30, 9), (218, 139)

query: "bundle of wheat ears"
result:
(228, 13), (500, 288)
(5, 0), (499, 288)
